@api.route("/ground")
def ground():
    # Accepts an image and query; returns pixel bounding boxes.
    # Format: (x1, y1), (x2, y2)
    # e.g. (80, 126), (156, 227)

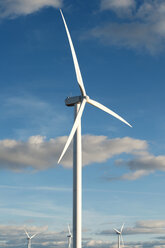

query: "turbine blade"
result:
(24, 229), (30, 239)
(121, 234), (124, 247)
(121, 223), (124, 233)
(113, 228), (120, 234)
(58, 99), (86, 164)
(68, 224), (71, 235)
(68, 237), (71, 247)
(60, 9), (86, 96)
(31, 233), (38, 239)
(87, 98), (132, 127)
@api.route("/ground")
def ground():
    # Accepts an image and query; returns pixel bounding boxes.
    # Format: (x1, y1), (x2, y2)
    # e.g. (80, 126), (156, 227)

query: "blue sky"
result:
(0, 0), (165, 247)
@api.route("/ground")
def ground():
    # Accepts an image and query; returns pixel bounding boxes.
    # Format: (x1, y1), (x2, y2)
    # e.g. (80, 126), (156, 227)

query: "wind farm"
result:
(0, 1), (165, 248)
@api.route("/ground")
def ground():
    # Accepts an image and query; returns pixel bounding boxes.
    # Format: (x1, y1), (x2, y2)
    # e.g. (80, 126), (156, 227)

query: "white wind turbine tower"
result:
(67, 224), (72, 248)
(24, 229), (38, 248)
(58, 10), (132, 248)
(113, 224), (125, 248)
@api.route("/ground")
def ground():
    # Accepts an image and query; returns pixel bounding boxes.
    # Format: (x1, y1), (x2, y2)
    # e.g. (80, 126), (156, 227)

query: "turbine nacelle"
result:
(65, 95), (90, 107)
(65, 96), (82, 106)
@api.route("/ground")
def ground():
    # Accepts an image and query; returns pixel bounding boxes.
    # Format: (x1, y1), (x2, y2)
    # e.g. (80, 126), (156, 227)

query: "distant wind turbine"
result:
(67, 224), (72, 248)
(24, 229), (38, 248)
(113, 224), (125, 248)
(58, 9), (132, 248)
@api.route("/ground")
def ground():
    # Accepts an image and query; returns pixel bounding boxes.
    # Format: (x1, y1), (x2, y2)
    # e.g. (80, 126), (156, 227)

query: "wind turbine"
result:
(113, 224), (125, 248)
(58, 10), (132, 248)
(24, 229), (38, 248)
(67, 224), (72, 248)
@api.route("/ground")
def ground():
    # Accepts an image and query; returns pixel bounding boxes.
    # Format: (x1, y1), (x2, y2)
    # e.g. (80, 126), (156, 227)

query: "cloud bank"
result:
(0, 135), (146, 171)
(1, 221), (165, 248)
(88, 0), (165, 54)
(0, 0), (62, 18)
(0, 134), (164, 180)
(100, 220), (165, 236)
(85, 239), (165, 248)
(108, 150), (165, 181)
(0, 225), (65, 248)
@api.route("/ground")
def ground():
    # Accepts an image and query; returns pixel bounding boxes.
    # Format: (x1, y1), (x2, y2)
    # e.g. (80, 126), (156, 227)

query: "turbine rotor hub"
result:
(83, 95), (89, 101)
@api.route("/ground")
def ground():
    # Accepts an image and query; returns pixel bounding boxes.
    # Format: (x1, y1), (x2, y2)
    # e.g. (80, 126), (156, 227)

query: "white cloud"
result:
(126, 154), (165, 171)
(82, 136), (147, 166)
(119, 169), (153, 181)
(0, 0), (62, 18)
(86, 240), (112, 247)
(87, 0), (165, 54)
(0, 134), (164, 181)
(28, 135), (46, 144)
(0, 135), (64, 171)
(85, 239), (165, 248)
(0, 135), (146, 171)
(100, 219), (165, 236)
(106, 150), (165, 181)
(101, 0), (136, 14)
(1, 221), (165, 248)
(136, 220), (165, 229)
(0, 225), (66, 248)
(118, 153), (165, 180)
(89, 22), (161, 54)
